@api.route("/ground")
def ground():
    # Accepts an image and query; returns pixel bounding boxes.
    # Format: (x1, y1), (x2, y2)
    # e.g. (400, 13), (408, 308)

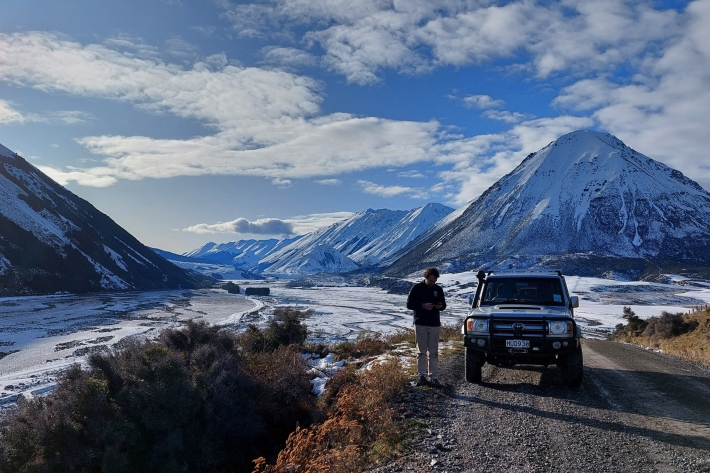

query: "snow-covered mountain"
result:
(0, 144), (206, 296)
(183, 237), (301, 269)
(384, 130), (710, 279)
(168, 204), (454, 277)
(258, 204), (454, 275)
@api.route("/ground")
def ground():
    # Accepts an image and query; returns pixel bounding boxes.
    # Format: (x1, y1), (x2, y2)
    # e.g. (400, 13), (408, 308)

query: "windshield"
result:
(481, 277), (565, 306)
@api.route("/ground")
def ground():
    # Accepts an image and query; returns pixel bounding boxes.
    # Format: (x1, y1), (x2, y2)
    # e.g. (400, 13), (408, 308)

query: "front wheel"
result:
(465, 347), (483, 383)
(558, 346), (583, 388)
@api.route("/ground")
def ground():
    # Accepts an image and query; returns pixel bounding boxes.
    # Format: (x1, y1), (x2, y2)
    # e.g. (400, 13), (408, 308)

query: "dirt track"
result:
(369, 339), (710, 473)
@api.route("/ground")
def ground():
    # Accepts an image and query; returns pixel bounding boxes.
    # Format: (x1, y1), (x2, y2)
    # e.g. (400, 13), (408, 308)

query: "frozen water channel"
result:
(1, 273), (709, 406)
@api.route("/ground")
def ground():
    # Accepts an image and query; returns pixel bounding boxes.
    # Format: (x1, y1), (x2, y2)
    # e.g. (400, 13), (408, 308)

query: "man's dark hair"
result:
(423, 267), (440, 279)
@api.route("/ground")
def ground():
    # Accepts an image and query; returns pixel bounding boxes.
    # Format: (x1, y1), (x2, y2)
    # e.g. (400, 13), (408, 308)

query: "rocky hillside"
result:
(0, 145), (206, 296)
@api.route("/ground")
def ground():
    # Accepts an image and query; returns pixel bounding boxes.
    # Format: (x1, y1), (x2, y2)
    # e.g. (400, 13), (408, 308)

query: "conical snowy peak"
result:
(384, 130), (710, 278)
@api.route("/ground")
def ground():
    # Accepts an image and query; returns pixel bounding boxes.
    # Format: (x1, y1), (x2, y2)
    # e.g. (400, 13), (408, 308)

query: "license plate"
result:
(506, 339), (530, 348)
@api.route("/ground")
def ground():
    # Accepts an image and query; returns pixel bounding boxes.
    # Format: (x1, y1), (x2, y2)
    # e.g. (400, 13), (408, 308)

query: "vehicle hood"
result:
(472, 305), (572, 318)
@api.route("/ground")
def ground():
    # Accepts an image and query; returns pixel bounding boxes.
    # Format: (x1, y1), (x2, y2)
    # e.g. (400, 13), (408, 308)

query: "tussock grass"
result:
(330, 329), (416, 360)
(439, 323), (461, 343)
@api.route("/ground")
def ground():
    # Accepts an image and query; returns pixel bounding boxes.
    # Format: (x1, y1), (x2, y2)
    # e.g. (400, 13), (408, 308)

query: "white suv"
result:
(463, 269), (583, 388)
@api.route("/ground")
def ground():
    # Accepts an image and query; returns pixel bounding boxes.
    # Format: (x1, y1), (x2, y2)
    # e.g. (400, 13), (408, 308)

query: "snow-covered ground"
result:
(1, 272), (709, 406)
(0, 289), (258, 407)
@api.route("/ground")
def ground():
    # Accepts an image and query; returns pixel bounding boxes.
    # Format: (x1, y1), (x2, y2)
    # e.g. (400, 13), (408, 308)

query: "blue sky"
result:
(1, 0), (708, 253)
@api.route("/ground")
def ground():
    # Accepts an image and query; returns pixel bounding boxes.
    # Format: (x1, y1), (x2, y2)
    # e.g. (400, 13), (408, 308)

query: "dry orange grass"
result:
(330, 323), (460, 360)
(330, 329), (416, 360)
(252, 357), (407, 473)
(439, 323), (461, 342)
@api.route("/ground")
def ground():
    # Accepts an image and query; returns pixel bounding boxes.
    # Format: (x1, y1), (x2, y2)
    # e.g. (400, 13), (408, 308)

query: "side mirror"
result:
(570, 295), (579, 308)
(468, 294), (474, 308)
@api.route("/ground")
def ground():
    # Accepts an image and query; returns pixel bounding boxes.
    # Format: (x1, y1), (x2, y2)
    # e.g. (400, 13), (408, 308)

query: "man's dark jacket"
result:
(406, 281), (447, 327)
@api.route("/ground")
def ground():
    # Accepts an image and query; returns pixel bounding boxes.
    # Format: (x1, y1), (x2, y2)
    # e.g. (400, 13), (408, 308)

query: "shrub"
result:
(242, 345), (315, 461)
(330, 327), (424, 361)
(239, 308), (310, 354)
(385, 329), (415, 346)
(643, 311), (697, 340)
(611, 306), (647, 340)
(223, 282), (240, 294)
(0, 320), (315, 473)
(331, 332), (390, 359)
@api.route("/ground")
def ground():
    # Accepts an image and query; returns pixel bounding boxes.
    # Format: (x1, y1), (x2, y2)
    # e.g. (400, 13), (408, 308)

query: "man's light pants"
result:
(415, 324), (440, 379)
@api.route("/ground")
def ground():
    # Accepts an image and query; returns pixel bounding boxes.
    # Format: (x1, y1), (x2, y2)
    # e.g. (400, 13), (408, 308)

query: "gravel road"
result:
(369, 339), (710, 473)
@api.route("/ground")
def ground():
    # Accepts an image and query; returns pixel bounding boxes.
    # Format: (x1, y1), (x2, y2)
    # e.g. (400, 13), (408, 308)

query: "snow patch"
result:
(104, 245), (128, 271)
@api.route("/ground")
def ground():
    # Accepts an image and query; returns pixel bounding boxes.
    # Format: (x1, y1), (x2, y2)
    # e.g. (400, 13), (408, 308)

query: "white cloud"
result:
(396, 170), (426, 178)
(28, 110), (91, 125)
(0, 100), (90, 125)
(357, 179), (429, 199)
(5, 0), (710, 207)
(481, 110), (529, 124)
(0, 98), (91, 125)
(184, 211), (353, 236)
(220, 0), (682, 83)
(463, 94), (504, 109)
(552, 0), (710, 190)
(260, 46), (318, 70)
(0, 32), (322, 127)
(184, 218), (294, 235)
(0, 99), (24, 124)
(272, 177), (292, 187)
(101, 33), (162, 60)
(0, 32), (448, 185)
(315, 178), (341, 185)
(164, 37), (200, 63)
(37, 165), (119, 187)
(286, 211), (354, 234)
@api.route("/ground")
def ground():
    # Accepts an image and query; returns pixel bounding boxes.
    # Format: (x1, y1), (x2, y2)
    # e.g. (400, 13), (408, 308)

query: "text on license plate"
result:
(506, 339), (530, 348)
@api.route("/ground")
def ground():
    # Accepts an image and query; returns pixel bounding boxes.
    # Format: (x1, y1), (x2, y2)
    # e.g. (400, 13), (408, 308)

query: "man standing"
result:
(406, 267), (446, 386)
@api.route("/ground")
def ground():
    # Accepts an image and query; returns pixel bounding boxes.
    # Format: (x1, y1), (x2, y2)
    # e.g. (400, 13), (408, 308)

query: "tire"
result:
(465, 347), (483, 383)
(558, 346), (584, 388)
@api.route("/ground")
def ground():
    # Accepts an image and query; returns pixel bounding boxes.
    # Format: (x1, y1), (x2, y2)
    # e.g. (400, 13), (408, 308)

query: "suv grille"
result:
(492, 319), (546, 338)
(490, 317), (547, 352)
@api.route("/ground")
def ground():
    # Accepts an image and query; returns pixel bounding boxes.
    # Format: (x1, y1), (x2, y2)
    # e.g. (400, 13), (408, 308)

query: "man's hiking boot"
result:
(430, 378), (442, 388)
(416, 375), (429, 386)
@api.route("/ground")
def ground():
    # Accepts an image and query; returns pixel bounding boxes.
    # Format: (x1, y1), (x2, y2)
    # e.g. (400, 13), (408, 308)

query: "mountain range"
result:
(3, 129), (710, 297)
(0, 146), (207, 296)
(181, 204), (454, 277)
(383, 130), (710, 279)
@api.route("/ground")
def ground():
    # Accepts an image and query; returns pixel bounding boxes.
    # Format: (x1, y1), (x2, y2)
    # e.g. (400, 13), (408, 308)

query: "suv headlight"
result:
(549, 321), (573, 335)
(466, 319), (489, 333)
